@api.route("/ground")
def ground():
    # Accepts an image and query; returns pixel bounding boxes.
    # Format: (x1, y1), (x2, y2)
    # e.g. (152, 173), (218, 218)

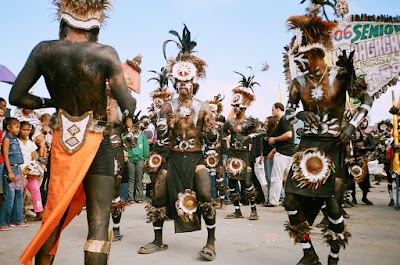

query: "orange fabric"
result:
(20, 130), (103, 265)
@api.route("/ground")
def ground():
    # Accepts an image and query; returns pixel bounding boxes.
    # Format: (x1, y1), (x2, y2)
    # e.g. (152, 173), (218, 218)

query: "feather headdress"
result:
(148, 68), (174, 112)
(163, 24), (207, 84)
(53, 0), (111, 30)
(207, 94), (225, 113)
(231, 69), (259, 108)
(283, 15), (337, 84)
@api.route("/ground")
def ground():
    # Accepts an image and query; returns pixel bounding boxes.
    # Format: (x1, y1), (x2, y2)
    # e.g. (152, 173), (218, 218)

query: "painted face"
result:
(209, 104), (218, 116)
(175, 80), (195, 98)
(153, 98), (164, 111)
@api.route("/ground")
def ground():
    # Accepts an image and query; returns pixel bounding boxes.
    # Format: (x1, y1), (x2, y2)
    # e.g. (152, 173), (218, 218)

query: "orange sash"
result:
(20, 130), (103, 265)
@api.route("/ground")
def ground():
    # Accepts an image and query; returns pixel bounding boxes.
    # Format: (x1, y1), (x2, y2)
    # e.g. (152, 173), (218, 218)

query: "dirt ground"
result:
(1, 178), (400, 265)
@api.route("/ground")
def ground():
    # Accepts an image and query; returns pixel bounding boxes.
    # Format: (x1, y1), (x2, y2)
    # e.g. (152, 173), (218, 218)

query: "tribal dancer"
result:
(282, 14), (373, 265)
(144, 67), (174, 197)
(347, 118), (375, 206)
(108, 55), (142, 241)
(11, 1), (137, 264)
(138, 25), (218, 261)
(223, 71), (265, 221)
(205, 95), (228, 209)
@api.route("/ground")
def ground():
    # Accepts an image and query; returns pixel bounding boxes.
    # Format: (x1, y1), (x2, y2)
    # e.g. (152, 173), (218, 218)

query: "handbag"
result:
(142, 172), (152, 184)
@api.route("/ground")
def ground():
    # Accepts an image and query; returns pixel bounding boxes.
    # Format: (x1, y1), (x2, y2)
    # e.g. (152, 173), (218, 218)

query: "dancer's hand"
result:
(338, 124), (355, 145)
(296, 111), (320, 125)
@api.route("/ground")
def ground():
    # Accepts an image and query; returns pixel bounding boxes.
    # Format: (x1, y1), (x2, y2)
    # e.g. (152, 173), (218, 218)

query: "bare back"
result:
(10, 39), (136, 118)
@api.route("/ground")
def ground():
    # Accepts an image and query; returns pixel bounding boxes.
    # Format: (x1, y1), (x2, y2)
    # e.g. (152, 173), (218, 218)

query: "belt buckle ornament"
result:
(292, 147), (335, 190)
(175, 189), (198, 222)
(58, 109), (93, 154)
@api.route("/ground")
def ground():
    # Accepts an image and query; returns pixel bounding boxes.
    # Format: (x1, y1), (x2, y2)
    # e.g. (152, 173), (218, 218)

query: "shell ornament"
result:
(292, 147), (335, 190)
(175, 189), (199, 222)
(348, 158), (368, 183)
(172, 61), (197, 81)
(205, 150), (219, 169)
(225, 157), (246, 176)
(144, 152), (163, 173)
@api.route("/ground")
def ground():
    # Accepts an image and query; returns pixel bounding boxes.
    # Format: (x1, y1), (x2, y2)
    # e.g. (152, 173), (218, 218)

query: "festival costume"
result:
(282, 2), (372, 264)
(204, 95), (227, 207)
(144, 67), (174, 179)
(20, 110), (111, 264)
(17, 1), (139, 264)
(224, 71), (263, 221)
(108, 53), (142, 241)
(140, 25), (218, 261)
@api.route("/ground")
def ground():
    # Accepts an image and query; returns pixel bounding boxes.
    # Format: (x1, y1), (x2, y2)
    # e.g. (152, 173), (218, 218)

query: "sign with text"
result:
(328, 19), (400, 98)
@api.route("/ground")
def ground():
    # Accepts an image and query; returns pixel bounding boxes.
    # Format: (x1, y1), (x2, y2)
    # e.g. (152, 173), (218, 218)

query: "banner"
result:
(328, 17), (400, 99)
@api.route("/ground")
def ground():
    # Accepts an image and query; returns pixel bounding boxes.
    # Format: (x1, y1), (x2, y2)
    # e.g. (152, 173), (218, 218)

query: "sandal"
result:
(199, 245), (216, 261)
(249, 212), (259, 220)
(138, 243), (168, 254)
(224, 212), (243, 219)
(11, 222), (29, 227)
(0, 226), (11, 231)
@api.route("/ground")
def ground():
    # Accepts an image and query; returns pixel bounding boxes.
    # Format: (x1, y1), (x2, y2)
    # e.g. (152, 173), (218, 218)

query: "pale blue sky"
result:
(0, 0), (399, 124)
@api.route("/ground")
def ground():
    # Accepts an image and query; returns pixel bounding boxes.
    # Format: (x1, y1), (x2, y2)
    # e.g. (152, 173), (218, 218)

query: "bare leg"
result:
(195, 166), (216, 260)
(138, 169), (168, 254)
(35, 213), (68, 265)
(83, 174), (114, 265)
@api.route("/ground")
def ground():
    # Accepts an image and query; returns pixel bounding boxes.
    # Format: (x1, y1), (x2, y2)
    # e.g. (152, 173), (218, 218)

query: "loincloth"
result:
(20, 111), (107, 265)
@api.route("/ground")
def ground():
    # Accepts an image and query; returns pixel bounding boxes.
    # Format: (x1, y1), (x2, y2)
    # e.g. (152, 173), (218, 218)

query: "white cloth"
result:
(254, 156), (266, 186)
(18, 139), (38, 171)
(269, 151), (293, 205)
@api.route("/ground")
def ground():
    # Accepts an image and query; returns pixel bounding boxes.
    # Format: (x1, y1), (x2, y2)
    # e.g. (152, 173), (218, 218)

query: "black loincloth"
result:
(167, 151), (203, 233)
(286, 136), (345, 198)
(226, 149), (250, 180)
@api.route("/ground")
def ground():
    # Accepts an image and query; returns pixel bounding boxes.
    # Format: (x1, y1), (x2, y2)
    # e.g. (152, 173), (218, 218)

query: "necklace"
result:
(307, 67), (328, 101)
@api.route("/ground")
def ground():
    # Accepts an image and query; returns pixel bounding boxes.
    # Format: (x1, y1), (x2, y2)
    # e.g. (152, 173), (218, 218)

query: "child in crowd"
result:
(0, 117), (28, 231)
(18, 121), (44, 221)
(0, 112), (4, 208)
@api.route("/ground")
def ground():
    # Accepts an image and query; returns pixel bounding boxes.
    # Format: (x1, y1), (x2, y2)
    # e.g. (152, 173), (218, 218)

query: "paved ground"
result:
(1, 180), (400, 265)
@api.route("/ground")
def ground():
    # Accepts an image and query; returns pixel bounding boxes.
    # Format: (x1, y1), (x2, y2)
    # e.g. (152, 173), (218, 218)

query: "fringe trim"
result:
(199, 202), (216, 220)
(350, 14), (400, 23)
(228, 191), (240, 202)
(322, 227), (351, 250)
(284, 221), (311, 243)
(243, 187), (257, 201)
(110, 202), (125, 218)
(145, 204), (168, 223)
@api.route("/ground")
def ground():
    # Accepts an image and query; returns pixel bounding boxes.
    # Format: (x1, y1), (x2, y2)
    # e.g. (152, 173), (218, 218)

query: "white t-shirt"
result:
(18, 138), (38, 170)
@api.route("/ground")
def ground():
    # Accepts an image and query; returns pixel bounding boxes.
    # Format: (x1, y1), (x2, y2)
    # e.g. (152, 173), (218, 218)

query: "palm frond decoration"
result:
(233, 67), (260, 93)
(147, 67), (169, 89)
(163, 24), (197, 60)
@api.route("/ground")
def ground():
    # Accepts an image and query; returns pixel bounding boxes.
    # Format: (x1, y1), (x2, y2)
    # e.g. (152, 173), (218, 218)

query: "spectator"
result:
(267, 102), (296, 207)
(13, 108), (40, 126)
(0, 117), (28, 231)
(263, 116), (278, 206)
(0, 108), (5, 131)
(122, 117), (150, 204)
(18, 121), (44, 221)
(0, 97), (11, 118)
(0, 115), (4, 207)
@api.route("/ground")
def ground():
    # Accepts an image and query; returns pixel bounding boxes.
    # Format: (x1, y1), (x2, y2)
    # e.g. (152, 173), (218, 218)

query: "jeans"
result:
(119, 183), (129, 201)
(126, 160), (144, 201)
(263, 156), (273, 203)
(0, 166), (24, 226)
